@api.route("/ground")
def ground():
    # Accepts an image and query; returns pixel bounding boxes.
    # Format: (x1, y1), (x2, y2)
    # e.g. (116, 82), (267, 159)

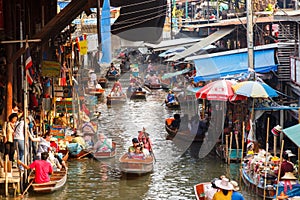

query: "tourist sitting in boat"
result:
(48, 150), (62, 171)
(138, 127), (152, 152)
(71, 131), (87, 150)
(128, 138), (140, 153)
(29, 131), (52, 160)
(150, 74), (160, 84)
(18, 152), (53, 183)
(107, 63), (119, 76)
(139, 141), (150, 157)
(93, 133), (113, 152)
(128, 145), (145, 160)
(165, 90), (177, 104)
(230, 180), (245, 200)
(212, 177), (234, 200)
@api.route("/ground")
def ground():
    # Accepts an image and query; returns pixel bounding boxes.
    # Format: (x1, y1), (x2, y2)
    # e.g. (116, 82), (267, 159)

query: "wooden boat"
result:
(93, 141), (117, 159)
(105, 73), (120, 81)
(106, 94), (126, 106)
(119, 153), (154, 174)
(86, 88), (105, 100)
(144, 82), (161, 89)
(194, 182), (211, 200)
(165, 125), (204, 142)
(127, 90), (146, 100)
(29, 169), (67, 193)
(98, 78), (108, 88)
(241, 166), (276, 199)
(165, 101), (180, 109)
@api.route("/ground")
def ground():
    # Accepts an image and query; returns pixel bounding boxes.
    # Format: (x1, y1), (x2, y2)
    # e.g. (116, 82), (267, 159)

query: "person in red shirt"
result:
(18, 152), (53, 183)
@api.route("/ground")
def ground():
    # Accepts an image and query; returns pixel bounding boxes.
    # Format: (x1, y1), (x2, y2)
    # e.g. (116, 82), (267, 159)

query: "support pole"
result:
(247, 0), (254, 70)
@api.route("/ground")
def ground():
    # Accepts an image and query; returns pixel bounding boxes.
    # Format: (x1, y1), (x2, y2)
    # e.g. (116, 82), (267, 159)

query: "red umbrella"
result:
(195, 80), (246, 101)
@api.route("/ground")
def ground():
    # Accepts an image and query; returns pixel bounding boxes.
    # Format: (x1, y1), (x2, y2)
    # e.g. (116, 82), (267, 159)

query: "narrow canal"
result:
(24, 73), (261, 200)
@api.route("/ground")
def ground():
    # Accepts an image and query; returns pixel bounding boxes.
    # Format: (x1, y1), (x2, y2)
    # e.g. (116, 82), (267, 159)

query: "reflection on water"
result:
(21, 88), (261, 200)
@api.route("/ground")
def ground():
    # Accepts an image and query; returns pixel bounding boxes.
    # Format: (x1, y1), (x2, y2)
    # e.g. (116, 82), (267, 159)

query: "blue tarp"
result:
(100, 0), (112, 64)
(193, 48), (277, 82)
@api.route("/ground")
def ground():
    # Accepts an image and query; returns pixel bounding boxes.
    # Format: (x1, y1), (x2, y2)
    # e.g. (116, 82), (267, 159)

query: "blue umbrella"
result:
(232, 81), (278, 98)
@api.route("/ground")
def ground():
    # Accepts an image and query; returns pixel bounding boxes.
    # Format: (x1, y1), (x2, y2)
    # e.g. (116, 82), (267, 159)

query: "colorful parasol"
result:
(195, 80), (246, 101)
(232, 81), (278, 98)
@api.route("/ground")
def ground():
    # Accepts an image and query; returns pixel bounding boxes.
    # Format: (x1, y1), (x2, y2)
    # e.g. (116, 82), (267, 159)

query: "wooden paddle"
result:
(77, 151), (92, 159)
(20, 180), (33, 197)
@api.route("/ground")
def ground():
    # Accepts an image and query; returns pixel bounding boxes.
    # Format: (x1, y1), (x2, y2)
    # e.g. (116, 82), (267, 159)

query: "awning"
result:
(144, 38), (202, 51)
(191, 44), (278, 82)
(162, 68), (191, 80)
(166, 28), (235, 62)
(283, 124), (300, 147)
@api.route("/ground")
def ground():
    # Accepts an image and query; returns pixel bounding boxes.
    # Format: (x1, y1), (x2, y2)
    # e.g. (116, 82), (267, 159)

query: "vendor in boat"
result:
(18, 152), (53, 184)
(111, 79), (123, 92)
(110, 86), (122, 97)
(169, 114), (181, 131)
(276, 151), (295, 178)
(93, 133), (113, 152)
(71, 130), (87, 150)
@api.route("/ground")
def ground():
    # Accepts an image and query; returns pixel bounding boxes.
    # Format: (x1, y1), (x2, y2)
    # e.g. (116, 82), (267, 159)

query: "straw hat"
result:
(230, 180), (240, 191)
(281, 172), (297, 180)
(277, 191), (289, 199)
(271, 125), (282, 136)
(215, 178), (234, 190)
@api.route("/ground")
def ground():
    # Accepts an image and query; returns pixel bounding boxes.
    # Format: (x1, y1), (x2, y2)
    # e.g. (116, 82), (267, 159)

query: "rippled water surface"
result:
(21, 75), (261, 200)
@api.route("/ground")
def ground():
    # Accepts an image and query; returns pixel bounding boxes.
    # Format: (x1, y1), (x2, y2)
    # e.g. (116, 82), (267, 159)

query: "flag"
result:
(76, 35), (87, 55)
(25, 43), (33, 85)
(100, 0), (111, 64)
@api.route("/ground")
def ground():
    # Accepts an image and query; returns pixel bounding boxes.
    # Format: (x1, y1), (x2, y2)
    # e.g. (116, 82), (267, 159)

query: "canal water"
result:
(23, 74), (261, 200)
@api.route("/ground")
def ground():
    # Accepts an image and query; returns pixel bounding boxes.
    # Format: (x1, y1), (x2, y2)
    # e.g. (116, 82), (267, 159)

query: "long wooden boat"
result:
(194, 182), (211, 200)
(127, 90), (146, 100)
(105, 73), (120, 81)
(106, 94), (126, 106)
(93, 141), (117, 159)
(165, 125), (204, 142)
(165, 101), (180, 109)
(98, 78), (108, 88)
(119, 153), (154, 174)
(29, 169), (67, 193)
(144, 82), (161, 89)
(241, 167), (276, 199)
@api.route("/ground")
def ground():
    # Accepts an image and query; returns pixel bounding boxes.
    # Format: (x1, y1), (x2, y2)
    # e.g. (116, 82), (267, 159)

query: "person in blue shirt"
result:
(165, 90), (176, 104)
(230, 180), (244, 200)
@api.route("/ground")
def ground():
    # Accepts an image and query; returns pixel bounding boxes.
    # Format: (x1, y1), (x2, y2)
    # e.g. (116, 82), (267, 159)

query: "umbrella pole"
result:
(225, 134), (229, 163)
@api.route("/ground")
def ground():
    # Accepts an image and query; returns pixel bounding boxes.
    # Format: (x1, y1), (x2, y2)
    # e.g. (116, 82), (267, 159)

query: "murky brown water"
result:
(20, 73), (261, 200)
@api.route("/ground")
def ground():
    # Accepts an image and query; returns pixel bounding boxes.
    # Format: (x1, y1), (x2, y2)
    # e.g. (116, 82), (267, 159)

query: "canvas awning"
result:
(144, 38), (202, 51)
(162, 68), (191, 80)
(283, 124), (300, 147)
(188, 43), (278, 82)
(166, 28), (235, 62)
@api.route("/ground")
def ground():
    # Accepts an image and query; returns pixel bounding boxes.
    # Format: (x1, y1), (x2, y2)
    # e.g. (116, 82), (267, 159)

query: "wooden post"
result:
(225, 134), (229, 163)
(275, 140), (285, 198)
(228, 132), (233, 164)
(274, 136), (277, 156)
(263, 117), (270, 200)
(5, 155), (8, 196)
(240, 121), (245, 165)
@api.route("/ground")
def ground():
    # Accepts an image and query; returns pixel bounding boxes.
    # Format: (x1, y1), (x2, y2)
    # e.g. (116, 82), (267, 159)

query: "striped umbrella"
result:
(195, 80), (246, 101)
(232, 81), (278, 98)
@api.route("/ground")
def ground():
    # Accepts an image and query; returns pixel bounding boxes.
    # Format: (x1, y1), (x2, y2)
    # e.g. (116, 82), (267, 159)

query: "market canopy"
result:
(188, 43), (278, 82)
(283, 124), (300, 147)
(166, 28), (235, 61)
(162, 68), (191, 80)
(144, 38), (202, 51)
